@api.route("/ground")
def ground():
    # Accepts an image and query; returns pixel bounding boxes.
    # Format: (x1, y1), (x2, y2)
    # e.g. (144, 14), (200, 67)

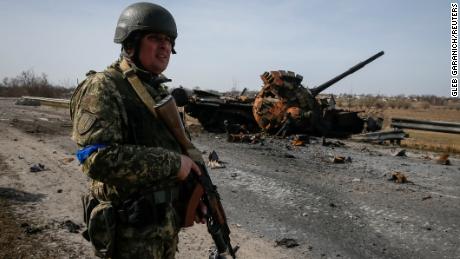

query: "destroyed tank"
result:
(171, 87), (259, 133)
(172, 51), (384, 136)
(253, 51), (384, 137)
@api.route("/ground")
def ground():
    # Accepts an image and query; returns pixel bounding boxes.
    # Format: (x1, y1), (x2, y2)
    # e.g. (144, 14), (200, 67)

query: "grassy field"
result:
(381, 106), (460, 154)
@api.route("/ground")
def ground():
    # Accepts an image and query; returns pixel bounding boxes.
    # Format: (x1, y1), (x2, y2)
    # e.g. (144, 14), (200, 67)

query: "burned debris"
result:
(30, 163), (46, 173)
(227, 133), (262, 144)
(331, 156), (352, 164)
(393, 149), (407, 157)
(322, 138), (345, 147)
(208, 150), (225, 169)
(20, 222), (43, 235)
(291, 135), (309, 146)
(275, 238), (299, 248)
(351, 129), (407, 145)
(60, 220), (81, 233)
(388, 172), (410, 184)
(436, 154), (451, 165)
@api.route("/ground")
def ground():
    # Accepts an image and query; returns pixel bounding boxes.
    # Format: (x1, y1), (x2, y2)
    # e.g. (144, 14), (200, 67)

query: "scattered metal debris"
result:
(224, 120), (249, 134)
(332, 156), (352, 163)
(366, 117), (384, 132)
(422, 195), (432, 201)
(322, 138), (345, 147)
(393, 149), (407, 157)
(290, 135), (309, 146)
(275, 238), (299, 248)
(15, 98), (40, 106)
(436, 154), (451, 165)
(60, 220), (81, 233)
(389, 172), (409, 184)
(360, 147), (370, 152)
(207, 150), (225, 169)
(227, 133), (261, 144)
(208, 150), (219, 162)
(352, 129), (407, 144)
(58, 157), (74, 164)
(29, 163), (46, 172)
(284, 153), (296, 159)
(291, 139), (305, 146)
(20, 223), (43, 235)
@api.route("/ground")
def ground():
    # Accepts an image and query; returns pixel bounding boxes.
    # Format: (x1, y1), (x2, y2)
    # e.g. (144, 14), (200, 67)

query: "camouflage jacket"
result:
(70, 59), (182, 203)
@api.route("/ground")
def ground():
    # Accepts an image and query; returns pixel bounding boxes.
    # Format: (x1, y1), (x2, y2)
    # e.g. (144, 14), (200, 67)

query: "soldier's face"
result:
(138, 33), (172, 74)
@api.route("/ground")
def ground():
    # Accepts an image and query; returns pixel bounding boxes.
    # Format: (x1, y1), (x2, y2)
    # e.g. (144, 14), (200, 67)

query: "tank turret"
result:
(252, 51), (384, 137)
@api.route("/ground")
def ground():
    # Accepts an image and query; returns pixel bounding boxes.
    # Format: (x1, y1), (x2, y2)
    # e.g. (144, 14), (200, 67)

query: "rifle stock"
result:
(155, 95), (237, 258)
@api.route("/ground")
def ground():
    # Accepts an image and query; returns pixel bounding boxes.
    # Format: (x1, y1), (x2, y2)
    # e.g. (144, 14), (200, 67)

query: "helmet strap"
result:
(121, 31), (145, 69)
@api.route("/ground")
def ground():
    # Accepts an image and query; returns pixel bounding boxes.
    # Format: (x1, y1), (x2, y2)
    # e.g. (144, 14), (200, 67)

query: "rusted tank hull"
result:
(253, 70), (369, 137)
(183, 98), (258, 133)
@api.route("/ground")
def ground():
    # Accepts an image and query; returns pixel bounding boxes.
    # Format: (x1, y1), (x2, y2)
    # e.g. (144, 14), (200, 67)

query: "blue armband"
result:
(76, 144), (107, 164)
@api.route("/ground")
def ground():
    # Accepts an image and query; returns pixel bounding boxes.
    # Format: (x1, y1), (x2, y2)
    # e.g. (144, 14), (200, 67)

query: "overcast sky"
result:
(0, 0), (450, 96)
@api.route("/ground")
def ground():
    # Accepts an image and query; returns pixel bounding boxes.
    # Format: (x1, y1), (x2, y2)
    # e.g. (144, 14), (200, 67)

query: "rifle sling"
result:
(119, 59), (158, 118)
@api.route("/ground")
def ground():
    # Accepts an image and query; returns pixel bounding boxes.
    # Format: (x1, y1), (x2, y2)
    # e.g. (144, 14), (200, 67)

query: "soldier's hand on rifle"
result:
(177, 154), (201, 181)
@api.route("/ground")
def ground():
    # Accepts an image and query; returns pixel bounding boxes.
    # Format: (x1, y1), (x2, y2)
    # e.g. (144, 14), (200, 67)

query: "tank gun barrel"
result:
(310, 51), (384, 96)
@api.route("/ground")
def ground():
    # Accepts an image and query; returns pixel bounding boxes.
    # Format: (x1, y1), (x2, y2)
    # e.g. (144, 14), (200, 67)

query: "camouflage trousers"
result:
(112, 206), (180, 259)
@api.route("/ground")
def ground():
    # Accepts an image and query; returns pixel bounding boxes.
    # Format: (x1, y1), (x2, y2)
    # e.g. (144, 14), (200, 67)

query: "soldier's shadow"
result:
(0, 187), (45, 203)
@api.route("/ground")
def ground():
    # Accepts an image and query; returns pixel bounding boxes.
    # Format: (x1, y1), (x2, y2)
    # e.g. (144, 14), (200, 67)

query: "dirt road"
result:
(0, 98), (459, 258)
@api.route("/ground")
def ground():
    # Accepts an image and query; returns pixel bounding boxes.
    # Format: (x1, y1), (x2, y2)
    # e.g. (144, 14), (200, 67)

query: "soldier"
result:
(70, 2), (203, 258)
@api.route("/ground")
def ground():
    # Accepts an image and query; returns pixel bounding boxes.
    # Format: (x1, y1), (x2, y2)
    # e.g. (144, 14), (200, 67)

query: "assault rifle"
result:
(187, 163), (238, 258)
(155, 95), (238, 259)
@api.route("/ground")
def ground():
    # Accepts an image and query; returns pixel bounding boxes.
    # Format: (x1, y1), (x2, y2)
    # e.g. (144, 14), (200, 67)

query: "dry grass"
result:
(400, 131), (460, 154)
(382, 106), (460, 127)
(383, 106), (460, 155)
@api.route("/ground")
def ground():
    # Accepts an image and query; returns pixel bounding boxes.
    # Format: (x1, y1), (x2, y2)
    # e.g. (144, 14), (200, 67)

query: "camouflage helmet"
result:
(114, 2), (177, 51)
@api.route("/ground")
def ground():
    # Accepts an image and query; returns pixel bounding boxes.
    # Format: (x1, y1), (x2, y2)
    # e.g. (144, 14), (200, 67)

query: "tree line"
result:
(0, 70), (73, 98)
